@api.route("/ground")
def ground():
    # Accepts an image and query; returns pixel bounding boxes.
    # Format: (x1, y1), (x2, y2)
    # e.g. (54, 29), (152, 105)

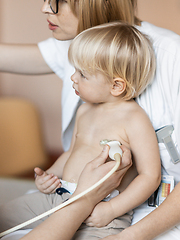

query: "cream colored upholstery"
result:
(0, 97), (48, 177)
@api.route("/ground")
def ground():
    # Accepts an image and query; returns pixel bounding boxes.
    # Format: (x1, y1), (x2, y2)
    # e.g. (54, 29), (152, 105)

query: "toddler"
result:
(0, 22), (161, 239)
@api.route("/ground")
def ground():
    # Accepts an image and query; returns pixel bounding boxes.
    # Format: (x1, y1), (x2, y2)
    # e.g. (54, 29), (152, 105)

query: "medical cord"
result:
(0, 141), (121, 238)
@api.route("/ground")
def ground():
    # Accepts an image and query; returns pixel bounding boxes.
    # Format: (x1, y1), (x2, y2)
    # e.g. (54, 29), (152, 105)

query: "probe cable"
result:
(0, 141), (121, 238)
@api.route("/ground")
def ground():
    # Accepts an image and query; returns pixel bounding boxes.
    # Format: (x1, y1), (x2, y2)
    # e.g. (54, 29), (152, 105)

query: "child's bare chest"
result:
(63, 110), (129, 182)
(77, 109), (127, 146)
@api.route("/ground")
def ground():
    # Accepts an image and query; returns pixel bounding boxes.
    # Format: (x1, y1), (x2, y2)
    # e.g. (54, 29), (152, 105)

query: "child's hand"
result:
(84, 201), (114, 228)
(34, 167), (61, 194)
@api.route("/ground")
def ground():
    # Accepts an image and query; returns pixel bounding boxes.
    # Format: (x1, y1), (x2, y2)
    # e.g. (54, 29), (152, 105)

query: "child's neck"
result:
(92, 98), (132, 109)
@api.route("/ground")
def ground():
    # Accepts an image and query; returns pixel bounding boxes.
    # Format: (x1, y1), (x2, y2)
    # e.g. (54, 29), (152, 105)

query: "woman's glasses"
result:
(44, 0), (60, 14)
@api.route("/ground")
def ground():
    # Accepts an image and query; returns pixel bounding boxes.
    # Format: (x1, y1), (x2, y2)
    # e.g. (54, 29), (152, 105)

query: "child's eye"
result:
(79, 71), (86, 78)
(80, 72), (85, 78)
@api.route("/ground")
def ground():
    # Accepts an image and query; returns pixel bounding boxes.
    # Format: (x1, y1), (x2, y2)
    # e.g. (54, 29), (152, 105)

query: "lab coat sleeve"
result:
(170, 42), (180, 151)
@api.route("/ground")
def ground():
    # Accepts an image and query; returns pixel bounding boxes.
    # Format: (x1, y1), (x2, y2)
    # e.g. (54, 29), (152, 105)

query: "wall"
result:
(137, 0), (180, 35)
(0, 0), (179, 154)
(0, 0), (63, 154)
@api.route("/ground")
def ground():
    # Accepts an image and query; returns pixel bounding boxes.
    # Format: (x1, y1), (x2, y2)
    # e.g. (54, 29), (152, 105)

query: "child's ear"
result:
(110, 78), (126, 97)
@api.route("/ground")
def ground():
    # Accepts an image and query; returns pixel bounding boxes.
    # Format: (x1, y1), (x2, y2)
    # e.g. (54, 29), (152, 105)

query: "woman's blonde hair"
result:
(68, 22), (156, 100)
(67, 0), (140, 33)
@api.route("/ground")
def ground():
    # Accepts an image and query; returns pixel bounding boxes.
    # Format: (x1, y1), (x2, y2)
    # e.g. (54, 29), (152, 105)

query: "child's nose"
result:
(71, 73), (78, 83)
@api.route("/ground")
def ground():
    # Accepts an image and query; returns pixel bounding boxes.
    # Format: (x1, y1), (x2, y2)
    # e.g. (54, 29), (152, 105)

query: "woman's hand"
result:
(34, 167), (61, 194)
(74, 144), (132, 207)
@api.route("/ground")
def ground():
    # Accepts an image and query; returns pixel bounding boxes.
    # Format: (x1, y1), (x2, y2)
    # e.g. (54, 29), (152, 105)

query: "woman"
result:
(0, 0), (180, 239)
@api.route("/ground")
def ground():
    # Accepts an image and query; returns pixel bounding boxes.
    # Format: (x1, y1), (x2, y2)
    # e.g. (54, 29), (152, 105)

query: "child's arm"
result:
(85, 109), (161, 227)
(34, 106), (81, 194)
(34, 151), (71, 194)
(109, 112), (161, 217)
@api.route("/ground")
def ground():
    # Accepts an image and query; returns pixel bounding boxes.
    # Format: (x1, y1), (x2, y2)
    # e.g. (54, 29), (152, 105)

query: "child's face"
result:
(71, 70), (112, 103)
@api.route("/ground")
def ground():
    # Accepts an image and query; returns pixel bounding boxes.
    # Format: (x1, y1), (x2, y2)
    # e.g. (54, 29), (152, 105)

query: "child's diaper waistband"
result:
(60, 179), (77, 195)
(59, 179), (119, 201)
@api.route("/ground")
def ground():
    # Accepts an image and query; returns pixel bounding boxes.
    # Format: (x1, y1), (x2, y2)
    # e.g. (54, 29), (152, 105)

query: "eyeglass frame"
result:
(44, 0), (59, 14)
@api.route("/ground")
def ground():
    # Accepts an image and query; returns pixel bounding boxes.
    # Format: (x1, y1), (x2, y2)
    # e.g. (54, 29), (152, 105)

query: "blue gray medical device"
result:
(148, 125), (179, 207)
(156, 125), (180, 164)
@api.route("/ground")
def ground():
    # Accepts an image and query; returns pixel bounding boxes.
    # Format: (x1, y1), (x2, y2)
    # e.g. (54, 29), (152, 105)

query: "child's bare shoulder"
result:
(119, 100), (151, 129)
(124, 100), (154, 134)
(76, 103), (92, 116)
(132, 102), (150, 121)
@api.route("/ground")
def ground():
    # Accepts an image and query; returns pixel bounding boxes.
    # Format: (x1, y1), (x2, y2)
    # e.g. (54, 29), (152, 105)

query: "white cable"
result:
(0, 141), (121, 238)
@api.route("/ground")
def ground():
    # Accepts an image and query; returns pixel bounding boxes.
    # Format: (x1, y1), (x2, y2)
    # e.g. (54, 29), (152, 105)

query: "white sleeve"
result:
(175, 93), (180, 151)
(172, 54), (180, 150)
(38, 38), (71, 79)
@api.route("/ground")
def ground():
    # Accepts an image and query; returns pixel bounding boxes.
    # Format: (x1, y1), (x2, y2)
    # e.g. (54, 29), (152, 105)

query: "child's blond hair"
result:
(68, 22), (156, 100)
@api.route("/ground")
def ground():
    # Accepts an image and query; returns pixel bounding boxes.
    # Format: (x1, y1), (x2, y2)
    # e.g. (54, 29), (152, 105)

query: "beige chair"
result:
(0, 97), (48, 177)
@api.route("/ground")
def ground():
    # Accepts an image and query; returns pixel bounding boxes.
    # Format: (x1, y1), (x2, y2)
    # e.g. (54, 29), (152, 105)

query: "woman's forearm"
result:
(20, 195), (93, 240)
(0, 43), (52, 75)
(126, 182), (180, 240)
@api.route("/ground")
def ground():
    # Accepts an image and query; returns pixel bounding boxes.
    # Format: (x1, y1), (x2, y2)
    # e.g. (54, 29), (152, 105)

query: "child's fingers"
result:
(36, 173), (54, 185)
(48, 181), (62, 193)
(34, 167), (45, 177)
(41, 177), (61, 193)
